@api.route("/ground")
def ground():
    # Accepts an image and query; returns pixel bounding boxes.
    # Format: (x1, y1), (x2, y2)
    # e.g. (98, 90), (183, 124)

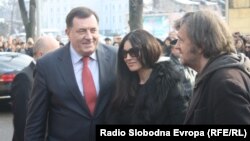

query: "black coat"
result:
(11, 62), (35, 141)
(106, 61), (188, 124)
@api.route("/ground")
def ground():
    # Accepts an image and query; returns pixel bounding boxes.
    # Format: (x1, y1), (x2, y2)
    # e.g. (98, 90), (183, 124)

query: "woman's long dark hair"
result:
(110, 29), (162, 111)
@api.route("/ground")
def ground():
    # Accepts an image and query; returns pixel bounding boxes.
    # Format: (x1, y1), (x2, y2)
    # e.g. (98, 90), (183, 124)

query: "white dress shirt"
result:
(70, 44), (100, 96)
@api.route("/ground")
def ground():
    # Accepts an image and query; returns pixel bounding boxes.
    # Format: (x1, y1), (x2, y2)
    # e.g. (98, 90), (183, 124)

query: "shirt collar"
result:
(70, 43), (97, 64)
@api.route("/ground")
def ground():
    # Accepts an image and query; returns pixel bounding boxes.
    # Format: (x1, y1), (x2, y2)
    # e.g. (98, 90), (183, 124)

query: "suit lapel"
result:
(55, 45), (89, 117)
(95, 44), (113, 116)
(97, 44), (108, 93)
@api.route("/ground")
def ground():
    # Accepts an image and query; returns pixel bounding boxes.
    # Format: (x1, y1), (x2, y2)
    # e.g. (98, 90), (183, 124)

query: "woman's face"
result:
(123, 40), (142, 72)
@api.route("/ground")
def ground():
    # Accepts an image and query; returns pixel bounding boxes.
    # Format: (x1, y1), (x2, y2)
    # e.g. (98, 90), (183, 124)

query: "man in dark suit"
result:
(24, 7), (117, 141)
(11, 36), (59, 141)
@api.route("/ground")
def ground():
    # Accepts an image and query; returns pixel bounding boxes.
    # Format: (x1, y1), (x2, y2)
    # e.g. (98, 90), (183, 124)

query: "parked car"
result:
(0, 52), (34, 103)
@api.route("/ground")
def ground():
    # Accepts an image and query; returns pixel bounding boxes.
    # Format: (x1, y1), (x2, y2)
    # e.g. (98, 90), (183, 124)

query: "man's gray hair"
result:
(174, 10), (236, 58)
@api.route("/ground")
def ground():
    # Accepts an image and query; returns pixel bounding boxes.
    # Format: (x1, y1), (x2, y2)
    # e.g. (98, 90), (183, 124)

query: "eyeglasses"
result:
(122, 47), (140, 58)
(170, 39), (178, 45)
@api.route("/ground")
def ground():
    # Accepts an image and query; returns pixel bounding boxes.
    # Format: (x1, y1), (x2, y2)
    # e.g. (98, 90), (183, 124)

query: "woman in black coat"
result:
(105, 29), (188, 124)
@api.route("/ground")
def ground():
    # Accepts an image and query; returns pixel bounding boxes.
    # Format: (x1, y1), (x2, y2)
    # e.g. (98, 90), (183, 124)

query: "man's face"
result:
(246, 43), (250, 52)
(66, 15), (99, 56)
(105, 40), (111, 45)
(171, 45), (181, 58)
(176, 25), (201, 70)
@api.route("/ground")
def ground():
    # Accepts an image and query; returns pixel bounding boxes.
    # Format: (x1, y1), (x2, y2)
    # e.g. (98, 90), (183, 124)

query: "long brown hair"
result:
(111, 29), (162, 110)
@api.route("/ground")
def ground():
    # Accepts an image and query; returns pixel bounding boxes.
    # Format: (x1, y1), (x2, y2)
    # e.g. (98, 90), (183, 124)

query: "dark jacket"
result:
(170, 54), (196, 101)
(245, 51), (250, 59)
(185, 53), (250, 124)
(11, 62), (35, 141)
(106, 60), (188, 124)
(24, 43), (117, 141)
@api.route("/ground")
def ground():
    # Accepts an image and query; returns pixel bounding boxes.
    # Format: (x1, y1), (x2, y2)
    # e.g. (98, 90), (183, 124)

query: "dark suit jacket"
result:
(11, 62), (35, 141)
(25, 43), (117, 141)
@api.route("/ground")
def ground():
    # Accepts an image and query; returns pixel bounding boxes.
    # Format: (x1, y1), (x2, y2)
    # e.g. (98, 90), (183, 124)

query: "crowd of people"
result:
(4, 6), (250, 141)
(0, 36), (34, 56)
(233, 31), (250, 58)
(0, 35), (65, 57)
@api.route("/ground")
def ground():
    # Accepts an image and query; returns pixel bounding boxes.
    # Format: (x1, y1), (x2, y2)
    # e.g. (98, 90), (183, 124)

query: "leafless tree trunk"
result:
(129, 0), (143, 31)
(18, 0), (36, 41)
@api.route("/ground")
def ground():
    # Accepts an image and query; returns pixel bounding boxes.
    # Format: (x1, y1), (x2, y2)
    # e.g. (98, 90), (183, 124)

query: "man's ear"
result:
(37, 51), (43, 58)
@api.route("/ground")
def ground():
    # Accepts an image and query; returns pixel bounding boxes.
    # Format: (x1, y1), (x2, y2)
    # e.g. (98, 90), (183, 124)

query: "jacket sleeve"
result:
(11, 72), (31, 141)
(24, 61), (49, 141)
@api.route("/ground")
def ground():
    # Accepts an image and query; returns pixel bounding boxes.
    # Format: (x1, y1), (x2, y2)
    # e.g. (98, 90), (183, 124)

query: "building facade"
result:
(228, 0), (250, 34)
(38, 0), (129, 36)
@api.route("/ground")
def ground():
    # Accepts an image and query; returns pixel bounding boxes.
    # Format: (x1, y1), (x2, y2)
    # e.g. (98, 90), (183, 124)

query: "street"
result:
(0, 104), (13, 141)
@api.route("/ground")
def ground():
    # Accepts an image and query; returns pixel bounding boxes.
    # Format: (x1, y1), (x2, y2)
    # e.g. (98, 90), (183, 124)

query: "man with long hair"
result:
(175, 10), (250, 124)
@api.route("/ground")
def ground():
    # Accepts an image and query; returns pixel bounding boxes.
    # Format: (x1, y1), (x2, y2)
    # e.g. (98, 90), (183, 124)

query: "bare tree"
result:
(18, 0), (36, 40)
(129, 0), (143, 31)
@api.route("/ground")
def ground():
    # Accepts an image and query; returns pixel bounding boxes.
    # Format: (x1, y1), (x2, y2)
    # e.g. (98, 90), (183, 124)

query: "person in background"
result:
(0, 35), (4, 51)
(56, 35), (65, 47)
(11, 36), (59, 141)
(169, 39), (196, 102)
(104, 37), (112, 45)
(156, 38), (169, 56)
(112, 41), (119, 47)
(7, 36), (14, 50)
(24, 6), (117, 141)
(163, 37), (172, 56)
(245, 42), (250, 58)
(105, 29), (187, 124)
(18, 42), (26, 54)
(113, 35), (122, 45)
(2, 41), (11, 52)
(25, 37), (34, 57)
(233, 32), (247, 55)
(175, 10), (250, 124)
